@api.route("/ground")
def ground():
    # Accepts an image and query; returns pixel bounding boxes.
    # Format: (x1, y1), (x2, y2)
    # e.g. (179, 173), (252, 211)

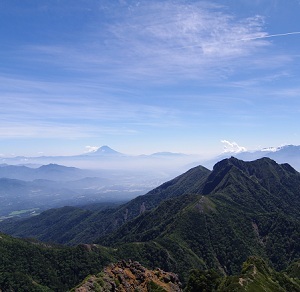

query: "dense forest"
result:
(0, 233), (115, 291)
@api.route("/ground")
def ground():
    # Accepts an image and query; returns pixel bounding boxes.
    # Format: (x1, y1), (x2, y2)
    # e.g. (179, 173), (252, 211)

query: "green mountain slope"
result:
(185, 256), (300, 292)
(0, 165), (211, 245)
(0, 233), (116, 291)
(203, 157), (300, 215)
(97, 157), (300, 281)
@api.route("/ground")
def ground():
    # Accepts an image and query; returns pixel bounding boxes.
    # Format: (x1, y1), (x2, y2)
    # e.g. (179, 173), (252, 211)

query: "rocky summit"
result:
(73, 260), (182, 292)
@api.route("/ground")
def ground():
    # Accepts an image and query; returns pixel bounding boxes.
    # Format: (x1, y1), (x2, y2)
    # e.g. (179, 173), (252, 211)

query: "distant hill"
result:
(0, 175), (127, 219)
(0, 163), (89, 181)
(0, 163), (156, 219)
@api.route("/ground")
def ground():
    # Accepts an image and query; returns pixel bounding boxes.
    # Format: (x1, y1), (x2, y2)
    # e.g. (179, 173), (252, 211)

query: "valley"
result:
(0, 161), (168, 221)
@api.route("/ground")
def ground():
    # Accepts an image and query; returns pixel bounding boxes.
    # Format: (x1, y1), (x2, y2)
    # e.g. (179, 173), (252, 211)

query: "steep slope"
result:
(0, 165), (211, 244)
(202, 157), (300, 216)
(98, 157), (300, 280)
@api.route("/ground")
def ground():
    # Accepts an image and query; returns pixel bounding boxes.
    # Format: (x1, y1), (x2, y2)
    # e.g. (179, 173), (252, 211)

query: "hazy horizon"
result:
(0, 141), (297, 160)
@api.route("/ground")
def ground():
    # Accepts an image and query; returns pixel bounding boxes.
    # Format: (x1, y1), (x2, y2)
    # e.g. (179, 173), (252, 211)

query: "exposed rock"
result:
(73, 260), (182, 292)
(139, 202), (146, 214)
(124, 208), (128, 221)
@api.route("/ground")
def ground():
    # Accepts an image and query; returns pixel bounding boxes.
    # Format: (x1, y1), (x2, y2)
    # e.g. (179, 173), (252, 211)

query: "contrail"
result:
(241, 31), (300, 41)
(164, 31), (300, 52)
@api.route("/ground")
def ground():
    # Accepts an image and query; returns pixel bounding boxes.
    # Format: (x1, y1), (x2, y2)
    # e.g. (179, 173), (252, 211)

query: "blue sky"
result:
(1, 0), (300, 157)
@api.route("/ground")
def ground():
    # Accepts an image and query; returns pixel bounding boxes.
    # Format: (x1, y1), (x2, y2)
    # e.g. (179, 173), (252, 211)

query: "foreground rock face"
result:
(74, 260), (182, 292)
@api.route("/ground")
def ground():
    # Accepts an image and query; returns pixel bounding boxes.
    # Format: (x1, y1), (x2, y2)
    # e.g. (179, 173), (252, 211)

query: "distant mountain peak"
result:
(261, 144), (298, 152)
(261, 146), (279, 152)
(97, 145), (115, 152)
(84, 145), (123, 156)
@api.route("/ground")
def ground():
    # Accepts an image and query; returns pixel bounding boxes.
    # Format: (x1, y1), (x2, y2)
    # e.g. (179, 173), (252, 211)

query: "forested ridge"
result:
(0, 157), (300, 291)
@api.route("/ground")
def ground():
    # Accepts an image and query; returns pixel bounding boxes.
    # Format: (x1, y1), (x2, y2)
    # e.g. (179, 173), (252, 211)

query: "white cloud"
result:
(221, 140), (247, 153)
(85, 146), (99, 153)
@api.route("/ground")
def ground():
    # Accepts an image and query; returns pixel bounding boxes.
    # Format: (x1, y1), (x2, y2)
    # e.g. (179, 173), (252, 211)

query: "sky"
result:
(1, 0), (300, 157)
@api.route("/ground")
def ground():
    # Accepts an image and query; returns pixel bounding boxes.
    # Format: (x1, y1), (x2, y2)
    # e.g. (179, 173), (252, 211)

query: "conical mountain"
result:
(85, 145), (124, 156)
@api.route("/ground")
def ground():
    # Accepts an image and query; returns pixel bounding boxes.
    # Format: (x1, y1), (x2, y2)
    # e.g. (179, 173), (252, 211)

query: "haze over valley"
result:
(1, 143), (300, 223)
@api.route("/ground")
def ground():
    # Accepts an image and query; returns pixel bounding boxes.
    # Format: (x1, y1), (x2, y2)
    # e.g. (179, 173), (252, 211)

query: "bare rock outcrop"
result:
(73, 260), (182, 292)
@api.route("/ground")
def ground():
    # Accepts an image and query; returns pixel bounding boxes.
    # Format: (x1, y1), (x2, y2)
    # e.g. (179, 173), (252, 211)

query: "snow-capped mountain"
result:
(84, 146), (125, 156)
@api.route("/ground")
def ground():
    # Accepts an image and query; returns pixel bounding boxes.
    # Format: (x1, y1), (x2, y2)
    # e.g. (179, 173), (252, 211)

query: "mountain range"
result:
(0, 163), (89, 181)
(1, 156), (300, 291)
(0, 146), (193, 220)
(0, 145), (189, 166)
(204, 144), (300, 171)
(2, 144), (300, 172)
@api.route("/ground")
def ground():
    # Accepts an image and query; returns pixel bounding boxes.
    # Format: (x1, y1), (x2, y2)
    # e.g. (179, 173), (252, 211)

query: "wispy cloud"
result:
(0, 120), (138, 139)
(100, 2), (270, 81)
(15, 1), (270, 84)
(0, 73), (181, 139)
